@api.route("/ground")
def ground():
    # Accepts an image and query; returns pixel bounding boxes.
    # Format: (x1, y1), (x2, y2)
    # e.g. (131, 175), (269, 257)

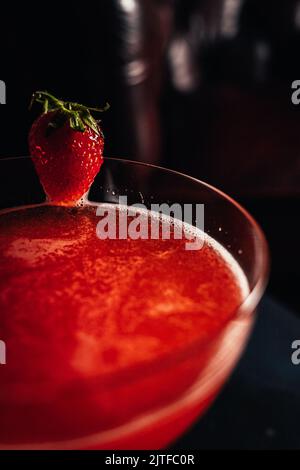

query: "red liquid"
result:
(0, 204), (247, 449)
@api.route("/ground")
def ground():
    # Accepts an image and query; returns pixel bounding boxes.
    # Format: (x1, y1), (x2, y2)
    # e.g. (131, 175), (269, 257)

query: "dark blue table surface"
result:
(173, 296), (300, 449)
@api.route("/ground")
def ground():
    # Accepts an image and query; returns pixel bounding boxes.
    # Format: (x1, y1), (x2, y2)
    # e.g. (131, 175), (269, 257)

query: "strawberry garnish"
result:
(29, 91), (109, 205)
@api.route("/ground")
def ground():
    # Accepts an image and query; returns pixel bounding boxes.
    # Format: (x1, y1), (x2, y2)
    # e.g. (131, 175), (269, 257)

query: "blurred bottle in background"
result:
(163, 0), (300, 198)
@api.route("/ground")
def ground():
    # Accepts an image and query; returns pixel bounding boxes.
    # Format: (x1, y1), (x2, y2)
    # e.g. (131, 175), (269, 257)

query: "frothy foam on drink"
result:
(90, 201), (249, 299)
(0, 203), (251, 444)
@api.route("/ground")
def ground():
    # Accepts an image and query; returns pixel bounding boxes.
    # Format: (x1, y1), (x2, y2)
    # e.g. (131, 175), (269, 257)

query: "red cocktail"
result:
(0, 158), (269, 449)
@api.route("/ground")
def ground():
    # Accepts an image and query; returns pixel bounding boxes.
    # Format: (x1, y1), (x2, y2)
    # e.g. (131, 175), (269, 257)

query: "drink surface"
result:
(0, 204), (247, 445)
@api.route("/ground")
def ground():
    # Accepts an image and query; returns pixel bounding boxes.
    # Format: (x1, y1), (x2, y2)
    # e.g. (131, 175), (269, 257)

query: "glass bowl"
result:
(0, 157), (269, 449)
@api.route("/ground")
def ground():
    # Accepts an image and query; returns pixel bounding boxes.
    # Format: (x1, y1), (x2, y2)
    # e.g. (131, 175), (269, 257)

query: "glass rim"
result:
(0, 155), (270, 449)
(0, 155), (270, 314)
(105, 157), (270, 315)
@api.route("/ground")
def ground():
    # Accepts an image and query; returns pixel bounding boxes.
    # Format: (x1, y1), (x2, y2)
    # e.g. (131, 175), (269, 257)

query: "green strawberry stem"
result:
(30, 91), (110, 136)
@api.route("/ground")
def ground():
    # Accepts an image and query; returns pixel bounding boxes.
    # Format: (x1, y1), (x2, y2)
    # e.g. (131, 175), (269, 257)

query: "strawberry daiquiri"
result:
(0, 93), (255, 449)
(0, 203), (249, 448)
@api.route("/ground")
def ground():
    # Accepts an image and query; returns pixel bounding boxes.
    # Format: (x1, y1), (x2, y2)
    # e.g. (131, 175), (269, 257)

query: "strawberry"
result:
(29, 91), (109, 205)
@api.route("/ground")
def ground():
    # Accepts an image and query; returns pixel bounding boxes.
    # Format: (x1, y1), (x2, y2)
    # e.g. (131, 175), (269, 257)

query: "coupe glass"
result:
(0, 157), (269, 449)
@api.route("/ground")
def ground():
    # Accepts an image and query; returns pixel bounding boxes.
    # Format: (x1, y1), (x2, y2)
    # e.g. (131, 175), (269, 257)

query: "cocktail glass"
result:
(0, 157), (269, 449)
